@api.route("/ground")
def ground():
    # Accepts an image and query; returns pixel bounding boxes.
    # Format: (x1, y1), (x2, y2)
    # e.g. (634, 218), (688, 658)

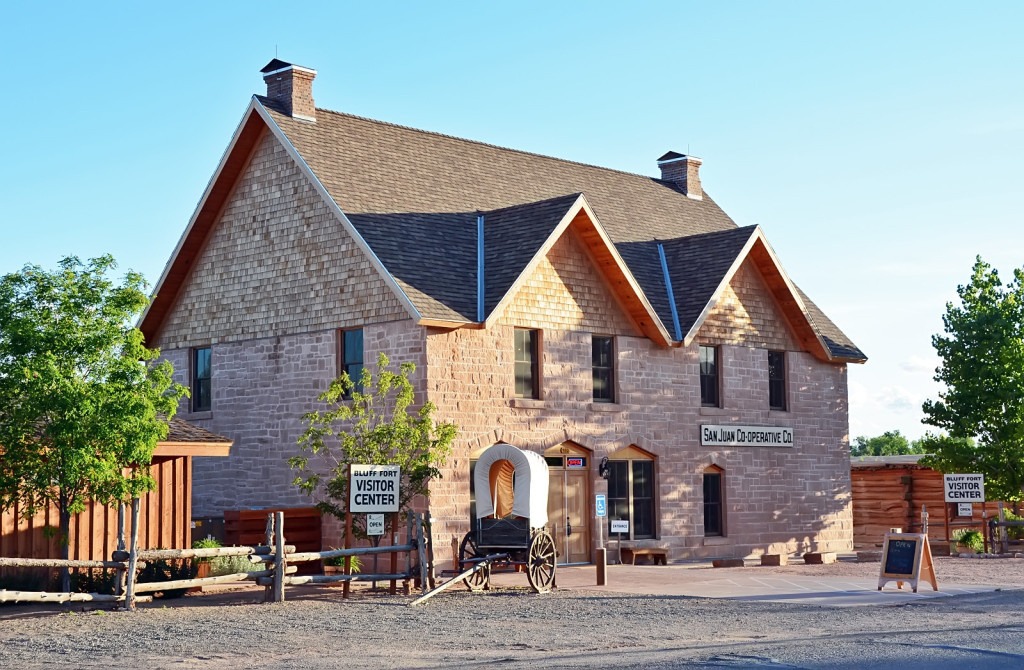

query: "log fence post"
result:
(273, 511), (285, 603)
(115, 502), (126, 599)
(264, 514), (274, 602)
(124, 497), (141, 611)
(415, 513), (428, 595)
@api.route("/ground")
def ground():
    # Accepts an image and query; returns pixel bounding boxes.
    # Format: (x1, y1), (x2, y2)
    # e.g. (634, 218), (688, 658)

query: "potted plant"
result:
(323, 549), (360, 576)
(951, 528), (984, 555)
(192, 536), (223, 579)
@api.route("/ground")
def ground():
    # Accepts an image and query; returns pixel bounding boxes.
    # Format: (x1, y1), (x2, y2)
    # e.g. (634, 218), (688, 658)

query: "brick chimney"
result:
(260, 59), (317, 122)
(657, 151), (702, 200)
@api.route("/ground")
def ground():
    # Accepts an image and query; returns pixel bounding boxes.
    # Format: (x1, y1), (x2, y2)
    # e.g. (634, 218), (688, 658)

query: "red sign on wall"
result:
(566, 457), (586, 468)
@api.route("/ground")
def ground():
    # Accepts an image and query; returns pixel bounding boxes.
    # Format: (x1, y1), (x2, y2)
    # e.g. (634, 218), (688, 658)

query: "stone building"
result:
(140, 60), (866, 562)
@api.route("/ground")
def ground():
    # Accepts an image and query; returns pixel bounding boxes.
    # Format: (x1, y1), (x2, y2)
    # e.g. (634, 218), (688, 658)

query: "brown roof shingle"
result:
(254, 99), (865, 360)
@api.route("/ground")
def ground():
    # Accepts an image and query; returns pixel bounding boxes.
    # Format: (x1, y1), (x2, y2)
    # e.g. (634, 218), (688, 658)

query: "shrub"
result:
(1004, 511), (1024, 541)
(951, 528), (984, 552)
(325, 548), (361, 573)
(192, 536), (223, 551)
(138, 551), (198, 599)
(70, 569), (116, 595)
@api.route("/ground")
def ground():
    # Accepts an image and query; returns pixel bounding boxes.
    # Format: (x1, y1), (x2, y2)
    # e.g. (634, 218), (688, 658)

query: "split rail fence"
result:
(1, 500), (432, 610)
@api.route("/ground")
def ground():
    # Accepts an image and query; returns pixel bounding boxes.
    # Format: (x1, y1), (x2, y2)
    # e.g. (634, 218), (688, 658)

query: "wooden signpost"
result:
(877, 532), (938, 593)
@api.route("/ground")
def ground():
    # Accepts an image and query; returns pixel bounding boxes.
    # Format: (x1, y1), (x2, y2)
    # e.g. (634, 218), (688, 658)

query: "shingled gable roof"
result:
(140, 92), (864, 362)
(662, 226), (850, 361)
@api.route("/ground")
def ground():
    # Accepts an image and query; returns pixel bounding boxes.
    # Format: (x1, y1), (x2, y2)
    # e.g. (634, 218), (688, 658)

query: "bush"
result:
(192, 536), (223, 551)
(1004, 511), (1024, 541)
(325, 548), (361, 573)
(138, 552), (198, 599)
(951, 528), (984, 552)
(70, 569), (116, 595)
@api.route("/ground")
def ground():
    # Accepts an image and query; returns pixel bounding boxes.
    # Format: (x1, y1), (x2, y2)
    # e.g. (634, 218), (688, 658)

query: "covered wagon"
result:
(459, 443), (557, 593)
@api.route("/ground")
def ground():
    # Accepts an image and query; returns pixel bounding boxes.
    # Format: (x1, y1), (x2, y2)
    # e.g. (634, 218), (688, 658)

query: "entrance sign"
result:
(877, 532), (938, 593)
(366, 513), (385, 535)
(944, 474), (984, 502)
(700, 425), (793, 448)
(957, 503), (974, 517)
(595, 494), (607, 518)
(349, 464), (400, 512)
(610, 519), (629, 533)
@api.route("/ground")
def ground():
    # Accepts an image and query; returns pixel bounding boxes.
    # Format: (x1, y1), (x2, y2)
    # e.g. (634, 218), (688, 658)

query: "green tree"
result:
(0, 256), (186, 591)
(850, 430), (927, 457)
(920, 256), (1024, 503)
(289, 353), (457, 541)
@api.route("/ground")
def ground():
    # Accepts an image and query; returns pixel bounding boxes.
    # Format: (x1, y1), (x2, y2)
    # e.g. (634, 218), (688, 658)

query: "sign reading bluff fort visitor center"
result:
(349, 464), (400, 513)
(701, 425), (793, 448)
(944, 474), (985, 503)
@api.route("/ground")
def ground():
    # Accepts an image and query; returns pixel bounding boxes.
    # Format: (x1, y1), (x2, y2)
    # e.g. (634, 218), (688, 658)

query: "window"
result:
(699, 345), (719, 407)
(338, 328), (363, 397)
(592, 335), (614, 403)
(514, 328), (539, 399)
(191, 347), (211, 413)
(607, 459), (655, 539)
(768, 350), (786, 411)
(703, 467), (724, 536)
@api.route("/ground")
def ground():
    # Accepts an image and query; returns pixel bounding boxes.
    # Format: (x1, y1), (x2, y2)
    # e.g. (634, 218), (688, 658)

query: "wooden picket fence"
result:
(0, 501), (431, 610)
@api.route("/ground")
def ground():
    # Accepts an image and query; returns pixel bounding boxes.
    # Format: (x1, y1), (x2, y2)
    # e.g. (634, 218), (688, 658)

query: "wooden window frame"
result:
(703, 466), (725, 537)
(607, 458), (656, 540)
(592, 335), (615, 403)
(699, 344), (720, 408)
(514, 328), (541, 400)
(191, 346), (211, 413)
(337, 327), (364, 398)
(768, 350), (787, 411)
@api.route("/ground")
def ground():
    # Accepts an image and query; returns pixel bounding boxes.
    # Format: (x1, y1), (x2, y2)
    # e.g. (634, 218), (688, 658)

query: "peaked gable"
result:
(497, 226), (639, 335)
(695, 258), (800, 351)
(155, 129), (410, 348)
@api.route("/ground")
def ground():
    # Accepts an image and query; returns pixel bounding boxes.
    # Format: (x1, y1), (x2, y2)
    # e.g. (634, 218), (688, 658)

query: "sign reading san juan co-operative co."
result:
(700, 425), (794, 448)
(349, 464), (401, 513)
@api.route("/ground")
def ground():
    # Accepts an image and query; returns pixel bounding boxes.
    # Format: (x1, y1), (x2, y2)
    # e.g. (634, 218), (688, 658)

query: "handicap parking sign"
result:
(595, 494), (607, 518)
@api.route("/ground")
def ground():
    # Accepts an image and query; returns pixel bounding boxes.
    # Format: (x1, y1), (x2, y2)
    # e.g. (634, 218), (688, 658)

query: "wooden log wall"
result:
(852, 465), (1000, 548)
(0, 456), (192, 570)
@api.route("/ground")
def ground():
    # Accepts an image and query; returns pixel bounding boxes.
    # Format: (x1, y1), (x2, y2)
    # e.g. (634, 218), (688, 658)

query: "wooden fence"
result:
(0, 503), (431, 609)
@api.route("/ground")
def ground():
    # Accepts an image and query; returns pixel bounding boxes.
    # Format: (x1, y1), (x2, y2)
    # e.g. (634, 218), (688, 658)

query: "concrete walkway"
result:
(488, 562), (1007, 607)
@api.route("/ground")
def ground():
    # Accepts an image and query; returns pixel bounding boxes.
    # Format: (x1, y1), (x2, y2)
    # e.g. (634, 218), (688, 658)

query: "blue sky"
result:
(3, 2), (1022, 441)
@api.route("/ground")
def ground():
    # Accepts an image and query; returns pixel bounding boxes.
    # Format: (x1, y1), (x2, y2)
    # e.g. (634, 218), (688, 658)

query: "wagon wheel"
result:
(459, 531), (490, 592)
(526, 529), (557, 594)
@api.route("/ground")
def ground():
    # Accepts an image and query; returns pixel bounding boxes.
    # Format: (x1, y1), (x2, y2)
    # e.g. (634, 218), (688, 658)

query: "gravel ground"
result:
(1, 555), (1022, 669)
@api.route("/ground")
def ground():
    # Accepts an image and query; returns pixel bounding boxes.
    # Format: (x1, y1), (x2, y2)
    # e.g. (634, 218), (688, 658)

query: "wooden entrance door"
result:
(547, 454), (591, 564)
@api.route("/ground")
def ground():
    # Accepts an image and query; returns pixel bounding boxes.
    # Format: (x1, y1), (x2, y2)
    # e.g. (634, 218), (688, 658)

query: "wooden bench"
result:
(621, 547), (668, 565)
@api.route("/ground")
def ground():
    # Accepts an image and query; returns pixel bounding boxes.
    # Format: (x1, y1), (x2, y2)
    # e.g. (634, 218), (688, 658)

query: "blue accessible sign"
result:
(595, 494), (607, 518)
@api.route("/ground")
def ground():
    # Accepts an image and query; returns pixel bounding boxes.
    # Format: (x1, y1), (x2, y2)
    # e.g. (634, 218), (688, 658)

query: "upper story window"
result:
(768, 350), (786, 411)
(191, 347), (211, 413)
(514, 328), (539, 399)
(338, 328), (364, 398)
(699, 345), (719, 407)
(592, 335), (614, 403)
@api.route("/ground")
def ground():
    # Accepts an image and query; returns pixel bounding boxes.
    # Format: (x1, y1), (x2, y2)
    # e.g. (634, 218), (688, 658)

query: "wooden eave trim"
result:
(253, 101), (422, 324)
(153, 441), (232, 457)
(139, 100), (269, 343)
(483, 194), (672, 347)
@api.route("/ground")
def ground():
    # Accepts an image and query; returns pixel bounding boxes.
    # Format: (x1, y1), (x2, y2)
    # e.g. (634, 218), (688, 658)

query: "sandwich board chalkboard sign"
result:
(877, 532), (938, 593)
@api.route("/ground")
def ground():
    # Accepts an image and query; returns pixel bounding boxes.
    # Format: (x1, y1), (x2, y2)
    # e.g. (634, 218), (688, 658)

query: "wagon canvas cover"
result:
(474, 443), (549, 529)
